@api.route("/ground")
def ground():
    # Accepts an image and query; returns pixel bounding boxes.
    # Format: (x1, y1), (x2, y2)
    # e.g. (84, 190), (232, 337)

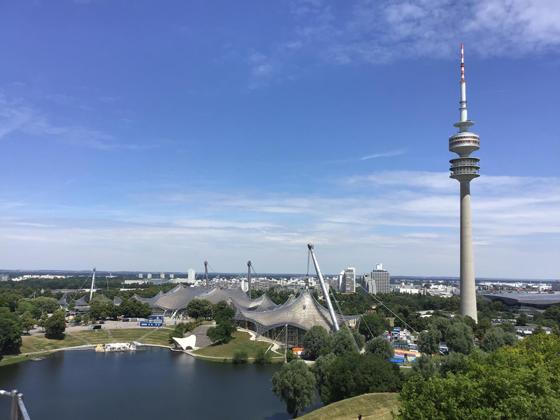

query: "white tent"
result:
(172, 335), (197, 350)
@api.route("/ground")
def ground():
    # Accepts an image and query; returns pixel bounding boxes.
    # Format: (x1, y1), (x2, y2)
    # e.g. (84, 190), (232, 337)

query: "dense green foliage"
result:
(272, 360), (317, 417)
(331, 328), (359, 356)
(400, 334), (560, 419)
(317, 352), (402, 405)
(206, 300), (237, 344)
(417, 329), (441, 355)
(207, 322), (236, 344)
(365, 337), (394, 360)
(302, 326), (332, 360)
(358, 313), (389, 341)
(186, 299), (214, 319)
(0, 308), (23, 357)
(44, 310), (66, 339)
(119, 299), (151, 318)
(480, 327), (516, 352)
(213, 301), (235, 324)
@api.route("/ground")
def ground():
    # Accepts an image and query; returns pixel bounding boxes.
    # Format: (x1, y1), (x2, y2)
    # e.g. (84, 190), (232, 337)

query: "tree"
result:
(186, 299), (213, 319)
(439, 352), (469, 377)
(213, 301), (235, 324)
(302, 326), (332, 360)
(331, 328), (359, 356)
(418, 328), (441, 355)
(118, 299), (151, 318)
(20, 312), (36, 334)
(207, 322), (236, 344)
(399, 334), (560, 420)
(0, 308), (23, 356)
(445, 321), (474, 355)
(313, 353), (337, 403)
(516, 312), (529, 326)
(320, 353), (402, 404)
(90, 301), (117, 320)
(32, 297), (60, 317)
(272, 360), (316, 417)
(359, 313), (388, 341)
(366, 337), (394, 360)
(412, 355), (439, 379)
(353, 330), (366, 350)
(44, 310), (66, 339)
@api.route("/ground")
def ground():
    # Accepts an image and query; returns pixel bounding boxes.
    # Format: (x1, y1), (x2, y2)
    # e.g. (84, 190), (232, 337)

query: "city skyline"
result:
(1, 1), (559, 278)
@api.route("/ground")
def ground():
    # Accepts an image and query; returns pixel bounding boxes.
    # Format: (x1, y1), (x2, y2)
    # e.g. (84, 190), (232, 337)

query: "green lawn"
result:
(1, 328), (172, 367)
(300, 393), (400, 420)
(193, 331), (283, 361)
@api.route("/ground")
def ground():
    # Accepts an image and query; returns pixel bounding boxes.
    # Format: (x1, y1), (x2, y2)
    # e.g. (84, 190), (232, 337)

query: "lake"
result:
(0, 348), (293, 420)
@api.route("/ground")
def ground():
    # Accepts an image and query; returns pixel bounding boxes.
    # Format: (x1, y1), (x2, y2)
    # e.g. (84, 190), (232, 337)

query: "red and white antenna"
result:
(459, 43), (468, 123)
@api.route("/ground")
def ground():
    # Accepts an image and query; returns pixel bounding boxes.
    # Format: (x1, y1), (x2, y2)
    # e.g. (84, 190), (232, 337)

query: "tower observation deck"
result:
(449, 44), (479, 322)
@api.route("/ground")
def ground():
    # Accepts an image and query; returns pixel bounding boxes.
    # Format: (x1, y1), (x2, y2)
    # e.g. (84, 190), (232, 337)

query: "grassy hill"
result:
(192, 331), (283, 362)
(300, 393), (399, 420)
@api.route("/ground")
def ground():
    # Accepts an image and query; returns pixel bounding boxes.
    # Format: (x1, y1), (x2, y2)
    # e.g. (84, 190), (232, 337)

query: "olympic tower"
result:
(449, 44), (479, 322)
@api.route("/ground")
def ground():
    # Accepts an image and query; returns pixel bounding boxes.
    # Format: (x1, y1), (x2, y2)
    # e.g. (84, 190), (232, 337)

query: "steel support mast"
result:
(307, 244), (340, 331)
(89, 267), (96, 302)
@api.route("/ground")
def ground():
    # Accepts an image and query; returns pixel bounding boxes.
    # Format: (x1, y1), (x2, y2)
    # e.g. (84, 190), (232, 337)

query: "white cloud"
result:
(1, 170), (559, 277)
(0, 93), (154, 151)
(275, 0), (560, 68)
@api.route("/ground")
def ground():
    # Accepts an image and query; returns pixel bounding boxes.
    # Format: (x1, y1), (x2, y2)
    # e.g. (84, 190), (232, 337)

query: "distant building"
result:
(365, 264), (391, 295)
(147, 273), (153, 280)
(187, 269), (196, 284)
(342, 267), (356, 293)
(0, 274), (9, 282)
(160, 273), (166, 280)
(138, 273), (144, 279)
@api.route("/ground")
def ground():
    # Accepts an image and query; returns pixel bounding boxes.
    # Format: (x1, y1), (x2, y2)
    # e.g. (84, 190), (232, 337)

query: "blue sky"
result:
(1, 0), (559, 278)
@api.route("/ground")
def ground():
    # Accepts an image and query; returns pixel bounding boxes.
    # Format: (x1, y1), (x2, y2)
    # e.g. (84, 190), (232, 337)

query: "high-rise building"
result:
(366, 264), (390, 295)
(160, 272), (165, 280)
(342, 267), (356, 293)
(449, 44), (479, 322)
(187, 269), (196, 283)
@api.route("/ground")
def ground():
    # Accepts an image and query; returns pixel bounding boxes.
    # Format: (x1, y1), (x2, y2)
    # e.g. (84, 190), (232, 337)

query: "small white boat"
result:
(95, 342), (136, 352)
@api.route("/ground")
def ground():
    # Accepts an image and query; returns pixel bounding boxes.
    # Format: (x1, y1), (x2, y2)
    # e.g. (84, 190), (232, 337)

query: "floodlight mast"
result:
(204, 260), (209, 287)
(89, 268), (96, 301)
(307, 244), (340, 331)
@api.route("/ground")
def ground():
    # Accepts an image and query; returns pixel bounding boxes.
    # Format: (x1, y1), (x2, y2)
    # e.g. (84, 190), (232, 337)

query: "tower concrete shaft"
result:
(449, 44), (479, 322)
(460, 182), (477, 321)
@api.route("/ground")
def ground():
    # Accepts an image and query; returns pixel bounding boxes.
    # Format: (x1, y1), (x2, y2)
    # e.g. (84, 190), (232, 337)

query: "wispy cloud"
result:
(2, 171), (559, 276)
(245, 0), (560, 81)
(360, 149), (406, 160)
(0, 93), (155, 151)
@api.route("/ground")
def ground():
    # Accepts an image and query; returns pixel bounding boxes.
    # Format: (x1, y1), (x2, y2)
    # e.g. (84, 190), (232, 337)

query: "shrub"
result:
(232, 350), (248, 364)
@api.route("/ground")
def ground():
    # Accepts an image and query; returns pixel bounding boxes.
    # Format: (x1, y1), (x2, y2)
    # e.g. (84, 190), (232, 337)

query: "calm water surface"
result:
(0, 348), (293, 420)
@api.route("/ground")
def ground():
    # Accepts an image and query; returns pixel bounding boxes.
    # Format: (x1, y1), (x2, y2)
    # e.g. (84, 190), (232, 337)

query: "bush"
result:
(254, 347), (273, 365)
(232, 350), (248, 364)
